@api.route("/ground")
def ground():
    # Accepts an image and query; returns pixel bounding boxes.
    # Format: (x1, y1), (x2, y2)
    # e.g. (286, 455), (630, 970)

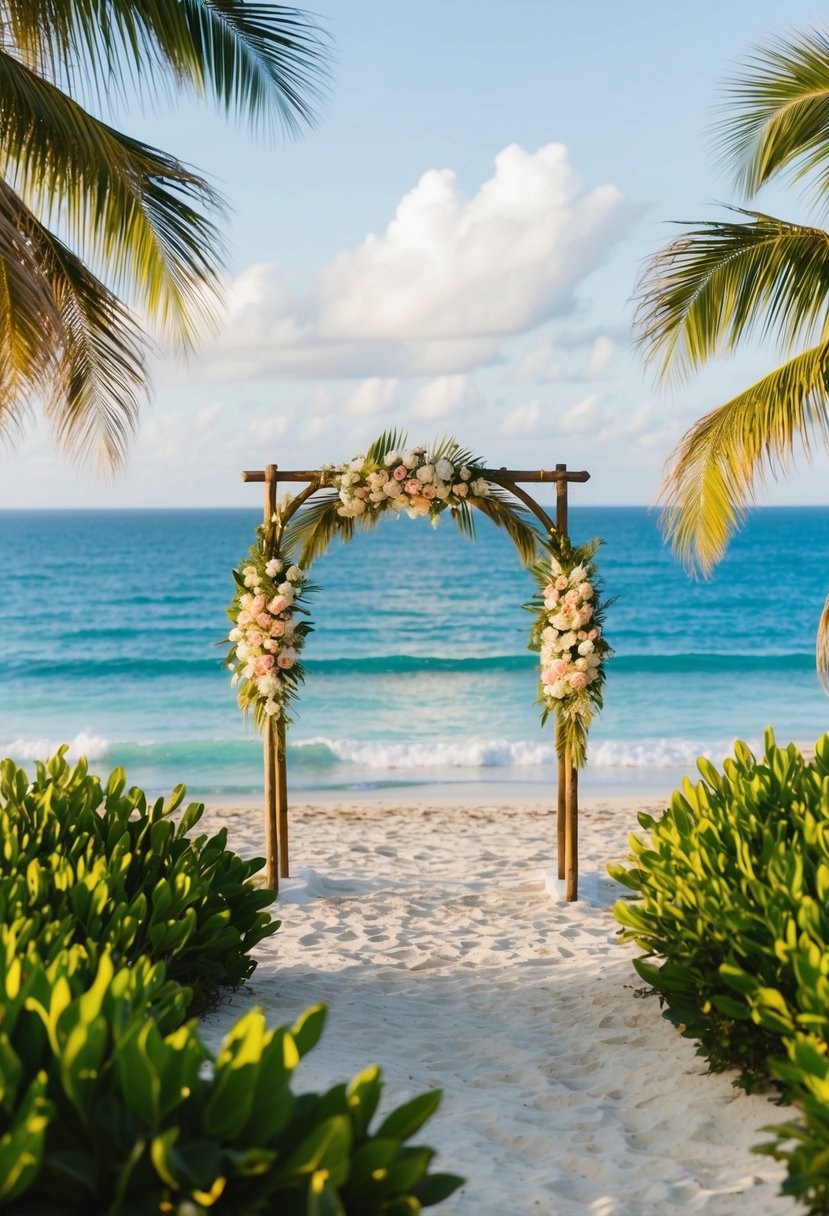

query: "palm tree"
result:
(635, 27), (829, 686)
(0, 1), (328, 469)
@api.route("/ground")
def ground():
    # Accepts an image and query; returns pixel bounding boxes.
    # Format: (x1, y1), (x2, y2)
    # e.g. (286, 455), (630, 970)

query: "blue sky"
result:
(3, 0), (829, 508)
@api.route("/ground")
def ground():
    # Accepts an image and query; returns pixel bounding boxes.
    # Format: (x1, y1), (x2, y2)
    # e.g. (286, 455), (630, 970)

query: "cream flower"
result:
(435, 458), (455, 481)
(265, 559), (283, 578)
(286, 565), (303, 583)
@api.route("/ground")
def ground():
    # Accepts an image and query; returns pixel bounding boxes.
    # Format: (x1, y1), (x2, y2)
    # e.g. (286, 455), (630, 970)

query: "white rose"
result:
(384, 450), (401, 467)
(578, 639), (594, 655)
(575, 657), (589, 672)
(383, 479), (403, 498)
(349, 458), (364, 473)
(416, 464), (435, 483)
(286, 565), (303, 583)
(228, 627), (241, 642)
(265, 559), (283, 578)
(470, 478), (489, 497)
(435, 458), (455, 481)
(560, 631), (578, 649)
(578, 582), (594, 600)
(277, 582), (295, 601)
(459, 466), (471, 480)
(236, 642), (250, 661)
(263, 699), (281, 717)
(550, 612), (570, 631)
(570, 565), (587, 582)
(434, 482), (451, 500)
(402, 451), (418, 470)
(549, 679), (569, 699)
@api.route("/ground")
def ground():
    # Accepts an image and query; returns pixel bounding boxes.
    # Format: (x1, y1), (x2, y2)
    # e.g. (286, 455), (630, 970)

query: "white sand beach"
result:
(200, 794), (799, 1216)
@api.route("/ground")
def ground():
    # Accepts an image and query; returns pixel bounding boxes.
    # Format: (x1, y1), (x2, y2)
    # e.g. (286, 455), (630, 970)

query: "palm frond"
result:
(281, 490), (357, 569)
(1, 1), (330, 131)
(635, 210), (829, 382)
(450, 498), (476, 543)
(0, 182), (61, 420)
(178, 2), (330, 134)
(818, 591), (829, 691)
(365, 428), (408, 465)
(469, 485), (542, 566)
(716, 27), (829, 204)
(0, 183), (146, 468)
(659, 341), (829, 574)
(0, 49), (223, 344)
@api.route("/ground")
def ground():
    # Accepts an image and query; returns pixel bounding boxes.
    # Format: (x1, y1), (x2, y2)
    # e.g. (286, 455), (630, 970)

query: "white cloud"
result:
(411, 374), (470, 419)
(196, 144), (636, 382)
(501, 399), (541, 436)
(344, 377), (398, 416)
(582, 336), (616, 378)
(561, 392), (600, 433)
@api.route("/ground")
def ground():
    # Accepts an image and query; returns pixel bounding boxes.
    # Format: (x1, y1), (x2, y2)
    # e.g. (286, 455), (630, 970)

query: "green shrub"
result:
(611, 731), (829, 1082)
(0, 751), (277, 1010)
(754, 1034), (829, 1215)
(0, 945), (462, 1214)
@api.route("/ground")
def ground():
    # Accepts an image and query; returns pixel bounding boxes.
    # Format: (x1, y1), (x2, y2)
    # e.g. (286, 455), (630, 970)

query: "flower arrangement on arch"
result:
(225, 525), (314, 727)
(527, 533), (611, 768)
(286, 429), (542, 567)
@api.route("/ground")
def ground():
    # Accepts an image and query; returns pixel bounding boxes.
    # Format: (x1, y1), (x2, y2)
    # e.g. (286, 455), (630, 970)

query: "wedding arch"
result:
(228, 431), (609, 902)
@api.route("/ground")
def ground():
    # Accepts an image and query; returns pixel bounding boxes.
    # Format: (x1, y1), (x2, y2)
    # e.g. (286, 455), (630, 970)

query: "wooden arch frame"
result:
(241, 461), (590, 900)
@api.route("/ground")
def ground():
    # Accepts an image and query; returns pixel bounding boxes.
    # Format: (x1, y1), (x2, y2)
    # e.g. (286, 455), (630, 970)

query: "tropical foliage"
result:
(0, 1), (328, 467)
(634, 27), (829, 686)
(526, 534), (611, 768)
(611, 732), (829, 1211)
(0, 753), (462, 1212)
(0, 749), (276, 1011)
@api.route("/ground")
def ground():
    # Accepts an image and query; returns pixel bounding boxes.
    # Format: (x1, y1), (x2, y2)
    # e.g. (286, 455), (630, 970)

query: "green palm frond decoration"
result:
(636, 23), (829, 689)
(469, 484), (542, 567)
(0, 2), (331, 469)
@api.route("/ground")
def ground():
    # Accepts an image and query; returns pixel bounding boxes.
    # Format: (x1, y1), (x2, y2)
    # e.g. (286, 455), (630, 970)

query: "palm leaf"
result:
(2, 1), (330, 132)
(469, 484), (543, 566)
(635, 210), (829, 382)
(365, 428), (408, 466)
(0, 182), (145, 466)
(716, 28), (829, 204)
(659, 341), (829, 575)
(818, 592), (829, 691)
(0, 49), (223, 344)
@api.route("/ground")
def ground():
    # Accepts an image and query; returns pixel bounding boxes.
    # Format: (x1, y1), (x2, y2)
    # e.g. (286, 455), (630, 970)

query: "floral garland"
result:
(225, 524), (313, 727)
(326, 441), (491, 523)
(527, 534), (611, 769)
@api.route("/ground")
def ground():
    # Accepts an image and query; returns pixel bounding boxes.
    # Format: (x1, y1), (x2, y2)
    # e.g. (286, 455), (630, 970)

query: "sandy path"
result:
(200, 800), (798, 1216)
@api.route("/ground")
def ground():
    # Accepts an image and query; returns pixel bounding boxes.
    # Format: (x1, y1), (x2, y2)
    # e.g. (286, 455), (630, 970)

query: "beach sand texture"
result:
(200, 799), (799, 1216)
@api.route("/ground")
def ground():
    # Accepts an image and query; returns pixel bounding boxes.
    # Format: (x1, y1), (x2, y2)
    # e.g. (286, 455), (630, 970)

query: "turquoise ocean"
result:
(1, 507), (827, 798)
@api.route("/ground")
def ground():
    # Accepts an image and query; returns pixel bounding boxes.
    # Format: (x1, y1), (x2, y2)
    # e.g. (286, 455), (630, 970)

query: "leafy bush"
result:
(611, 731), (829, 1081)
(0, 945), (462, 1214)
(0, 751), (277, 1010)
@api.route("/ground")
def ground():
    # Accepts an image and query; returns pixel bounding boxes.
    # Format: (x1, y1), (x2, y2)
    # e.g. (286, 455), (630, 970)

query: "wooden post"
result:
(555, 463), (569, 885)
(276, 718), (289, 878)
(263, 464), (279, 891)
(565, 757), (579, 902)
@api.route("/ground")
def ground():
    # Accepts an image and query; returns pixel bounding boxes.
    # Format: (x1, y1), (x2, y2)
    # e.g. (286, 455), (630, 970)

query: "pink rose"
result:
(251, 594), (266, 615)
(421, 484), (436, 500)
(589, 628), (599, 640)
(541, 668), (559, 685)
(555, 576), (569, 591)
(405, 479), (421, 495)
(265, 640), (278, 653)
(253, 655), (275, 674)
(393, 465), (408, 481)
(578, 630), (588, 641)
(277, 654), (295, 669)
(580, 605), (593, 623)
(270, 619), (286, 638)
(268, 595), (288, 614)
(551, 659), (569, 677)
(248, 630), (263, 647)
(256, 613), (271, 629)
(569, 671), (587, 689)
(453, 482), (468, 497)
(564, 589), (579, 606)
